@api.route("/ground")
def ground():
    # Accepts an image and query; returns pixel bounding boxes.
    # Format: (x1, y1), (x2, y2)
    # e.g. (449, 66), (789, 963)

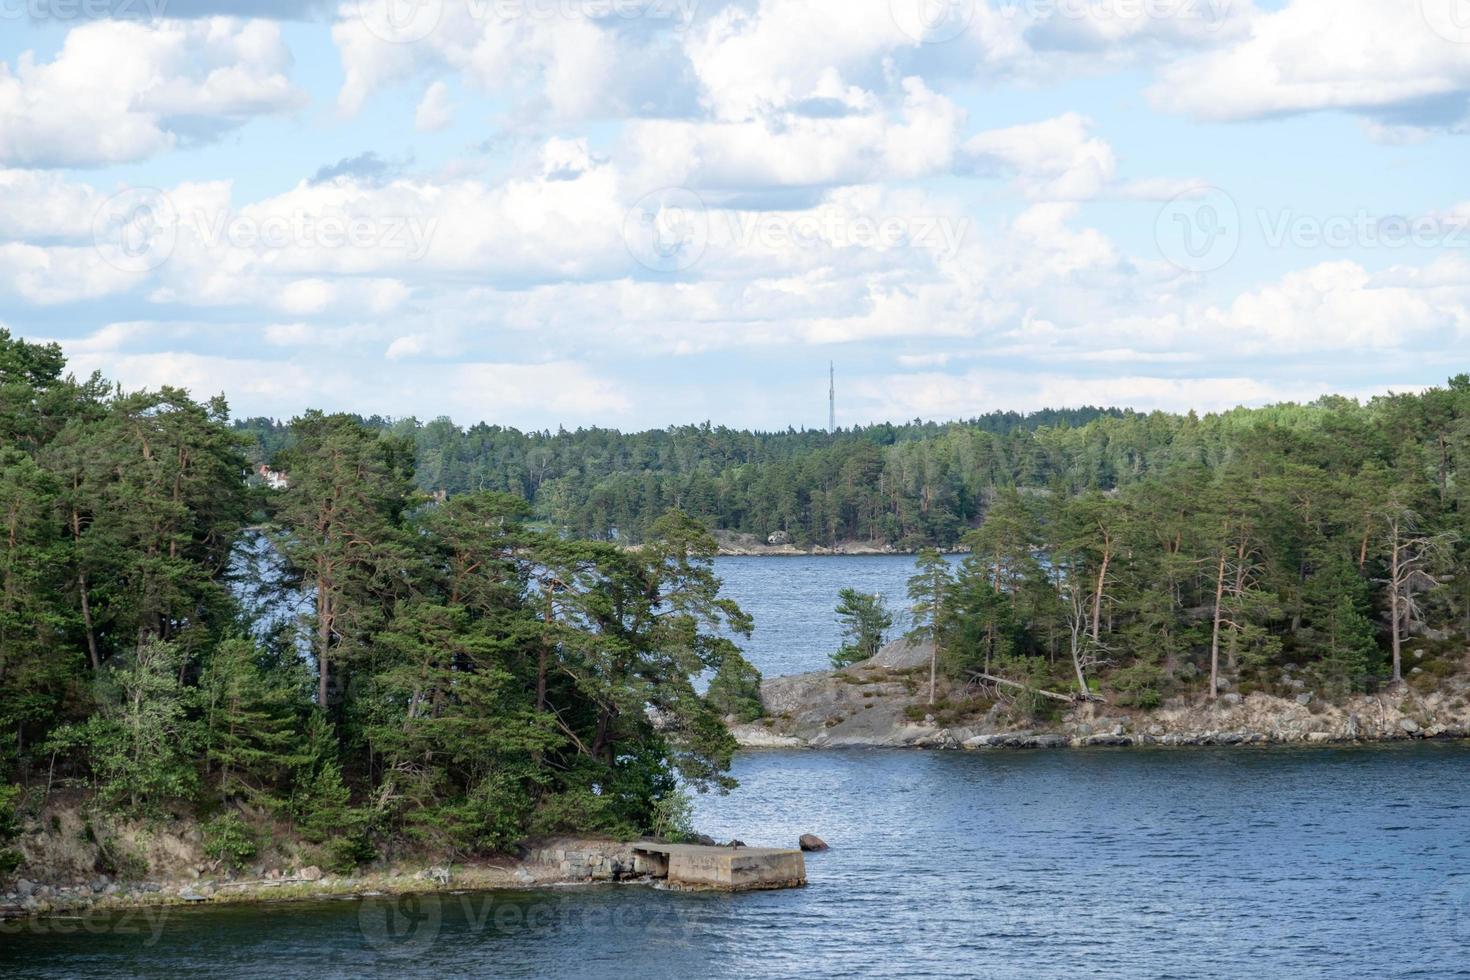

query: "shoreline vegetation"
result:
(730, 640), (1470, 751)
(0, 833), (759, 921)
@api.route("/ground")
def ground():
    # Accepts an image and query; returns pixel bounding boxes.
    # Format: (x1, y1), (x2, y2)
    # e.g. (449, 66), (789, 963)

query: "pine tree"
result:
(907, 549), (952, 704)
(200, 638), (305, 800)
(832, 588), (893, 669)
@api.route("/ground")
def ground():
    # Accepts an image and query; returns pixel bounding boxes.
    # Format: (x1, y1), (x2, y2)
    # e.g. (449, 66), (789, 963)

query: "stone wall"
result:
(524, 839), (639, 882)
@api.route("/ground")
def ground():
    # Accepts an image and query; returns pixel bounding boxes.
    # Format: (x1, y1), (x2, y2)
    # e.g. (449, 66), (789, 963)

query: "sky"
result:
(1, 0), (1468, 431)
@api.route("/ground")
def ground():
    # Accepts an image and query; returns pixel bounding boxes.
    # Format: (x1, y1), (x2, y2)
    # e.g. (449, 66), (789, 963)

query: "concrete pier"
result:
(632, 843), (805, 891)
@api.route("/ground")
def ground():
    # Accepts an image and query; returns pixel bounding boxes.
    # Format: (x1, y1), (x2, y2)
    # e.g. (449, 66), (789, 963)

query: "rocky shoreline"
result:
(0, 836), (741, 922)
(711, 530), (968, 557)
(730, 640), (1470, 752)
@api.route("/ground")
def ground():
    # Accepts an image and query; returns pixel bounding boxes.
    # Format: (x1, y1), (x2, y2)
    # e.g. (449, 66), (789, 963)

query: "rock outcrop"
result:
(730, 640), (1470, 752)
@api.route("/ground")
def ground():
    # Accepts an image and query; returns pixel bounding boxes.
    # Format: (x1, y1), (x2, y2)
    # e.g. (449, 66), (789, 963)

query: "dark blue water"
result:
(7, 744), (1470, 978)
(713, 555), (961, 677)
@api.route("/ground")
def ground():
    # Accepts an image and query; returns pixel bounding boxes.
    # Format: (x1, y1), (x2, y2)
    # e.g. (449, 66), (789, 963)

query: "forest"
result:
(234, 391), (1470, 570)
(233, 407), (1125, 546)
(0, 330), (760, 873)
(6, 320), (1470, 873)
(886, 377), (1470, 714)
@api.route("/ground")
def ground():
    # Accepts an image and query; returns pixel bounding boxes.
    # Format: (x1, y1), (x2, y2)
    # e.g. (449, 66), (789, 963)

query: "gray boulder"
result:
(854, 638), (933, 671)
(798, 834), (828, 852)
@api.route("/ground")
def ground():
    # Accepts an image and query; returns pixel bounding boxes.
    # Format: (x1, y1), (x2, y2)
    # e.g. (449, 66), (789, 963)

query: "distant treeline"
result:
(235, 407), (1136, 546)
(235, 391), (1470, 553)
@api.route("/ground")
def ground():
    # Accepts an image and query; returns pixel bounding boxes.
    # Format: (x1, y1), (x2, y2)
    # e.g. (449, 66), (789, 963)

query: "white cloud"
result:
(0, 243), (139, 304)
(1193, 259), (1470, 352)
(851, 369), (1337, 419)
(449, 361), (632, 419)
(0, 170), (101, 241)
(626, 76), (964, 192)
(414, 80), (454, 132)
(334, 0), (695, 121)
(0, 19), (304, 168)
(263, 322), (365, 346)
(60, 321), (632, 424)
(64, 348), (320, 406)
(684, 0), (912, 121)
(963, 113), (1116, 201)
(1150, 0), (1470, 133)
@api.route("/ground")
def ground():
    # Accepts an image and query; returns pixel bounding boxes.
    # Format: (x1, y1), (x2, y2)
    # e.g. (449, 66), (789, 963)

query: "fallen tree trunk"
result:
(968, 672), (1105, 704)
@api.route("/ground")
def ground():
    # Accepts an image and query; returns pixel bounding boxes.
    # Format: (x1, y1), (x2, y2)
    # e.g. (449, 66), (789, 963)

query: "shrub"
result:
(203, 812), (258, 872)
(1425, 658), (1459, 679)
(706, 651), (764, 723)
(324, 834), (376, 875)
(1410, 671), (1439, 695)
(0, 785), (22, 876)
(1110, 657), (1164, 709)
(649, 787), (696, 844)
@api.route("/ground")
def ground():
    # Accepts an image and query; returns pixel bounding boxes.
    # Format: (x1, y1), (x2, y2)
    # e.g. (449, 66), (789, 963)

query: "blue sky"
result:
(1, 0), (1468, 430)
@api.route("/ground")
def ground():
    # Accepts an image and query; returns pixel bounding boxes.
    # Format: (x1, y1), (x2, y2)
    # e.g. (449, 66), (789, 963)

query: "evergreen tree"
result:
(832, 589), (893, 668)
(906, 549), (952, 703)
(199, 638), (305, 801)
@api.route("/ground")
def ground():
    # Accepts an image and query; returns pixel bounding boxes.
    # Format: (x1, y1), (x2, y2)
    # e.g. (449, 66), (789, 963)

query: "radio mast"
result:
(828, 361), (835, 434)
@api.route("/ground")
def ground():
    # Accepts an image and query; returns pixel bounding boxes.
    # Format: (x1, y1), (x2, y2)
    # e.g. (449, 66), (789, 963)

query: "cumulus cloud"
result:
(0, 242), (140, 305)
(58, 321), (632, 425)
(0, 18), (305, 168)
(1191, 259), (1470, 352)
(0, 170), (102, 242)
(414, 81), (454, 132)
(1, 0), (1462, 430)
(1149, 0), (1470, 134)
(22, 0), (334, 19)
(963, 113), (1116, 200)
(334, 0), (699, 121)
(626, 76), (965, 191)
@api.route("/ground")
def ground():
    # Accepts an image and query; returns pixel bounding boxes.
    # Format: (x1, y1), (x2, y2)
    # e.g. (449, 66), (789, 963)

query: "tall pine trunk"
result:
(1091, 545), (1111, 643)
(1389, 520), (1403, 684)
(316, 565), (332, 708)
(70, 506), (99, 671)
(1210, 551), (1227, 700)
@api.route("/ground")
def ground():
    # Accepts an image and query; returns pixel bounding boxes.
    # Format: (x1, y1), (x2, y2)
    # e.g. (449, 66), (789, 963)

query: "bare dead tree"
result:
(1379, 508), (1455, 684)
(1065, 576), (1110, 699)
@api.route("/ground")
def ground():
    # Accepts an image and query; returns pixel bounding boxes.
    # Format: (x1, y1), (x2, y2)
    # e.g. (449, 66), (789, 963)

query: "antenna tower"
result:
(828, 362), (835, 434)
